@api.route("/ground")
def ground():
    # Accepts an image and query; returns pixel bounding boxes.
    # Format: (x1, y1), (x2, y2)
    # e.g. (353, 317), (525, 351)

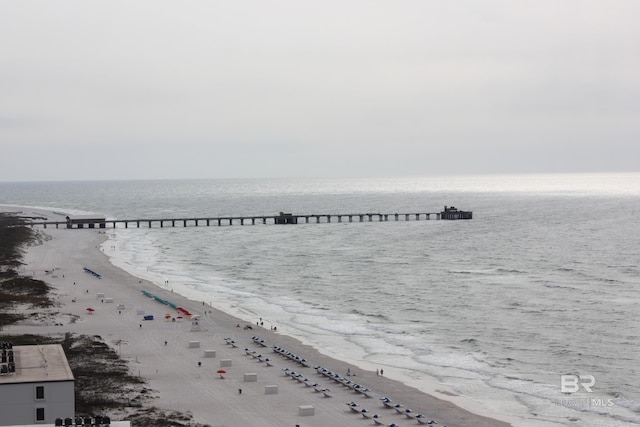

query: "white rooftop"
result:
(0, 344), (74, 384)
(8, 423), (130, 427)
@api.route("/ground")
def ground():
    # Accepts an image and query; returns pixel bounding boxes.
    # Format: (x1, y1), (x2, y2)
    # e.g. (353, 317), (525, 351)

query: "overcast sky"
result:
(1, 1), (639, 182)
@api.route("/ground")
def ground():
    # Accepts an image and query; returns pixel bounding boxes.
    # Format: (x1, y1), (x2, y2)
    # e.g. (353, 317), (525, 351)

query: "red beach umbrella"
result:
(217, 369), (226, 378)
(86, 307), (95, 314)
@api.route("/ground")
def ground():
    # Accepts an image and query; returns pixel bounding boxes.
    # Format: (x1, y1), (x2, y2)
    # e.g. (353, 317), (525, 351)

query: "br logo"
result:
(561, 374), (595, 393)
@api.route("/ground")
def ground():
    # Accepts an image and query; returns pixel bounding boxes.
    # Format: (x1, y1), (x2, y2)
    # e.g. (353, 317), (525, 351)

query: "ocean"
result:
(1, 173), (639, 426)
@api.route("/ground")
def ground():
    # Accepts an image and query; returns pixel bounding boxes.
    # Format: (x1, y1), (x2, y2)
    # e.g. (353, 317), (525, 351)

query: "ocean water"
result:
(1, 174), (639, 426)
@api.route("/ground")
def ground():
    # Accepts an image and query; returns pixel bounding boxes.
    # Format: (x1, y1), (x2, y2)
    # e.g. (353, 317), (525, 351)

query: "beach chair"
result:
(347, 401), (359, 413)
(313, 384), (323, 392)
(361, 408), (372, 418)
(265, 358), (273, 367)
(404, 408), (415, 418)
(322, 388), (332, 398)
(356, 386), (371, 395)
(393, 403), (404, 414)
(380, 397), (394, 408)
(415, 414), (428, 424)
(372, 414), (384, 425)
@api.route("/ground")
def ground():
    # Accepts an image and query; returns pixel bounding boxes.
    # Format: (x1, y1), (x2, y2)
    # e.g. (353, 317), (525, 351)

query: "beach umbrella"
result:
(217, 369), (226, 378)
(86, 307), (95, 314)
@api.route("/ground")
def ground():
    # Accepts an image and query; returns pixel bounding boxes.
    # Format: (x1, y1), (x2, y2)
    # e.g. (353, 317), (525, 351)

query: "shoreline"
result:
(5, 207), (514, 426)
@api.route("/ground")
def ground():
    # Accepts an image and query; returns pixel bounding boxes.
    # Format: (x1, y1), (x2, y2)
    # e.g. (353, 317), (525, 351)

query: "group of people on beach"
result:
(236, 317), (278, 331)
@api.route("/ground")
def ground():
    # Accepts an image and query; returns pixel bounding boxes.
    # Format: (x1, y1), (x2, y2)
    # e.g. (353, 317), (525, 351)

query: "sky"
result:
(1, 1), (639, 182)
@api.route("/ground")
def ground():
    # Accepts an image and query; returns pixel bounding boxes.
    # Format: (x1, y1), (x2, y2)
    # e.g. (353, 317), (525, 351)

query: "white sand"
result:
(5, 211), (511, 427)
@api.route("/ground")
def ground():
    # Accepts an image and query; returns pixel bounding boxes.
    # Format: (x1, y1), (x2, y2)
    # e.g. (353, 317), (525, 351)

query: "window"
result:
(35, 385), (45, 400)
(36, 407), (45, 422)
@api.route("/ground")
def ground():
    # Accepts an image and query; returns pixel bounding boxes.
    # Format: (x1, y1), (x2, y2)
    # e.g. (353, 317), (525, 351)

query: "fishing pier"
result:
(27, 206), (472, 229)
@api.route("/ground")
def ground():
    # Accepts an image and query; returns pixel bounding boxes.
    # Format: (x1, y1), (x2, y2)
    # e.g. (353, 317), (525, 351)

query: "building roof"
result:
(8, 423), (130, 427)
(0, 344), (74, 384)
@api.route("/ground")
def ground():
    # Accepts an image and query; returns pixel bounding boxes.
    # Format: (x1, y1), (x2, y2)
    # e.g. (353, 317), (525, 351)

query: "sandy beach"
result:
(6, 211), (511, 427)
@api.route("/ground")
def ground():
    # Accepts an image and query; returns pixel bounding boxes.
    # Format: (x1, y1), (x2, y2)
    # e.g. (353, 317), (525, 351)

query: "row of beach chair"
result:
(378, 397), (442, 425)
(245, 335), (445, 425)
(223, 337), (238, 348)
(272, 344), (310, 367)
(315, 365), (374, 397)
(281, 367), (333, 397)
(348, 398), (441, 425)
